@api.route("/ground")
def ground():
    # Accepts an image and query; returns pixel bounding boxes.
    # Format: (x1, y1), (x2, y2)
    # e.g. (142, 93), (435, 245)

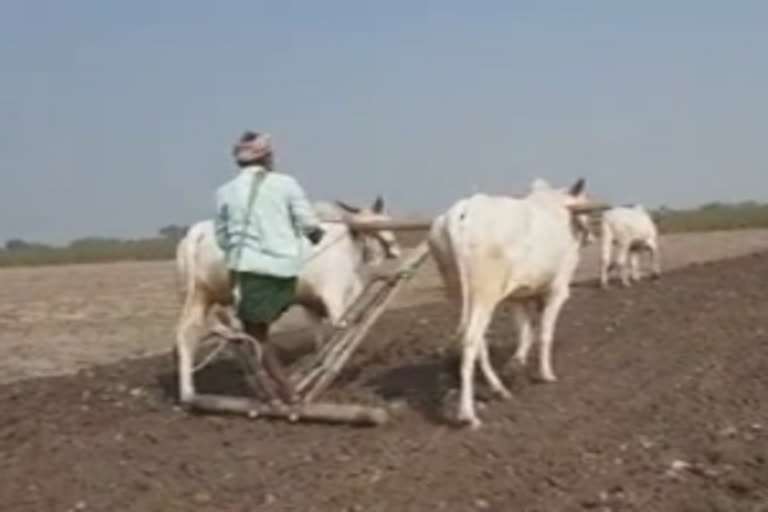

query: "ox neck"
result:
(349, 232), (373, 266)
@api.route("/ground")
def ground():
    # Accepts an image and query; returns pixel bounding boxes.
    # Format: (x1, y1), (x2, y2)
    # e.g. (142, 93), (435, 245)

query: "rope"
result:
(192, 337), (229, 373)
(192, 325), (264, 373)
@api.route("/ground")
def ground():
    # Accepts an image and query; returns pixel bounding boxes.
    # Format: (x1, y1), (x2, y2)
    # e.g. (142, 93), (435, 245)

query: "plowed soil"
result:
(2, 250), (768, 511)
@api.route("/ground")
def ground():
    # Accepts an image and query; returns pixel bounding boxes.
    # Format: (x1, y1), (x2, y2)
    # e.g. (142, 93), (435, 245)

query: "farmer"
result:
(214, 130), (325, 403)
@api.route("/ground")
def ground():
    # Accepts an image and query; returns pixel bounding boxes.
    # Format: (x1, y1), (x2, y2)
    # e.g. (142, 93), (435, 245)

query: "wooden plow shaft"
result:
(321, 218), (433, 232)
(293, 240), (431, 402)
(188, 394), (389, 426)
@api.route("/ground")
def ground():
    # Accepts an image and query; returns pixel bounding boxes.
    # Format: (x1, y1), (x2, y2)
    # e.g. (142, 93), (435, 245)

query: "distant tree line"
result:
(651, 201), (768, 233)
(0, 224), (188, 267)
(3, 202), (768, 267)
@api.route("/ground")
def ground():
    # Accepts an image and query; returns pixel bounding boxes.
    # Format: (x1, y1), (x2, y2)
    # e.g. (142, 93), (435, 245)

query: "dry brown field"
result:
(2, 229), (768, 511)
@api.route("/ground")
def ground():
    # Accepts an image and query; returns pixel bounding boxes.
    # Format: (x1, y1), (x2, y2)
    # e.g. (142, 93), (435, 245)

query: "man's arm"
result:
(285, 177), (325, 244)
(213, 190), (230, 251)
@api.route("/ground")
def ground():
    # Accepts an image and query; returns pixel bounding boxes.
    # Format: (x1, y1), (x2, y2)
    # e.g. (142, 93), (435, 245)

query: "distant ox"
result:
(599, 204), (661, 288)
(428, 178), (609, 428)
(173, 196), (402, 403)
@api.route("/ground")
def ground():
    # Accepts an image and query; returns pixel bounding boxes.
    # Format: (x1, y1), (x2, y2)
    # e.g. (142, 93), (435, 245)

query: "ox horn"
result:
(568, 201), (612, 214)
(371, 195), (384, 213)
(335, 200), (361, 214)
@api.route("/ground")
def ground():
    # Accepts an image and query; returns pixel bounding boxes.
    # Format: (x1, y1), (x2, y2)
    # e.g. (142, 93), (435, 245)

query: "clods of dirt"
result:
(2, 253), (768, 511)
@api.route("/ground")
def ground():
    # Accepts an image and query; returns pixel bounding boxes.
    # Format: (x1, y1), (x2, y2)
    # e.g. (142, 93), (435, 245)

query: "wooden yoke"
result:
(323, 217), (434, 232)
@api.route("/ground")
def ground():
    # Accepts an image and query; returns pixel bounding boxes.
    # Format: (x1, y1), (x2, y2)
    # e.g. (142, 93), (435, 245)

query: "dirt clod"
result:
(2, 251), (768, 510)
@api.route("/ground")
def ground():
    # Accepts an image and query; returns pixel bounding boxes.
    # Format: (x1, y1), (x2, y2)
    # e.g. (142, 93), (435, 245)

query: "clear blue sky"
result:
(1, 1), (766, 243)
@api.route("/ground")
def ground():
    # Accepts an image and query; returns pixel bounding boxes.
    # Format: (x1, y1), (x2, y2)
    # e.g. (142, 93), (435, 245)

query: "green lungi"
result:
(229, 271), (297, 325)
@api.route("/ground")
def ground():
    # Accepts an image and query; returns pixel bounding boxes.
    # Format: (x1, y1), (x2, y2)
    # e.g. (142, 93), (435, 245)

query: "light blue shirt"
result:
(214, 165), (321, 277)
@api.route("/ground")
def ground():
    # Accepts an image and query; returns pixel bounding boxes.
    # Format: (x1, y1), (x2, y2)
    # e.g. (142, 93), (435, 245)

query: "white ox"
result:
(174, 196), (402, 404)
(599, 204), (661, 288)
(428, 178), (608, 428)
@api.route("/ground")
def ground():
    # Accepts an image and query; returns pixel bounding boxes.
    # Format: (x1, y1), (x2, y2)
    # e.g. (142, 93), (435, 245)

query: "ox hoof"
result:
(177, 396), (197, 413)
(539, 373), (558, 383)
(178, 391), (196, 405)
(493, 386), (513, 401)
(511, 355), (528, 368)
(457, 414), (483, 430)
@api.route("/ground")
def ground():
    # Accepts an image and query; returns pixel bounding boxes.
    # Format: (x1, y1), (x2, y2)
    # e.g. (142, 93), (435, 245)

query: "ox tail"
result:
(600, 215), (613, 250)
(174, 235), (190, 305)
(175, 231), (190, 301)
(176, 226), (207, 314)
(448, 199), (472, 340)
(176, 224), (240, 336)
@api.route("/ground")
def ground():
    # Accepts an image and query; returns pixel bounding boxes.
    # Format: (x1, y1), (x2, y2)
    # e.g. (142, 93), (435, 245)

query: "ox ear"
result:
(568, 177), (586, 197)
(338, 210), (362, 237)
(531, 178), (551, 192)
(371, 195), (384, 214)
(335, 200), (361, 214)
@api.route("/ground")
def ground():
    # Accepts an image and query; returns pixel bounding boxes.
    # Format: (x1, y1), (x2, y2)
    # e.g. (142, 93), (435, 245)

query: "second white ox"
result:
(174, 196), (402, 404)
(599, 204), (661, 288)
(428, 178), (608, 428)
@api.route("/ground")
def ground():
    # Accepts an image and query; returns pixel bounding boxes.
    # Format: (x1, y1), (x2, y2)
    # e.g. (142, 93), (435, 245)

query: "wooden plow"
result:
(188, 218), (432, 427)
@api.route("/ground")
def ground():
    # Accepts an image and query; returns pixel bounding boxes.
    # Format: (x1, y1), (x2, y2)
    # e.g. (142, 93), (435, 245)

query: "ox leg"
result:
(457, 306), (493, 429)
(600, 244), (612, 289)
(478, 337), (512, 400)
(301, 308), (328, 351)
(616, 243), (631, 287)
(512, 302), (535, 366)
(629, 250), (641, 282)
(537, 287), (570, 383)
(648, 242), (662, 279)
(600, 227), (614, 289)
(313, 322), (329, 352)
(175, 300), (206, 404)
(599, 261), (610, 289)
(324, 285), (353, 332)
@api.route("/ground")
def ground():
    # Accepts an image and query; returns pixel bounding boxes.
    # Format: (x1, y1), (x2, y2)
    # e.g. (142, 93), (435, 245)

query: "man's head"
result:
(233, 131), (274, 170)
